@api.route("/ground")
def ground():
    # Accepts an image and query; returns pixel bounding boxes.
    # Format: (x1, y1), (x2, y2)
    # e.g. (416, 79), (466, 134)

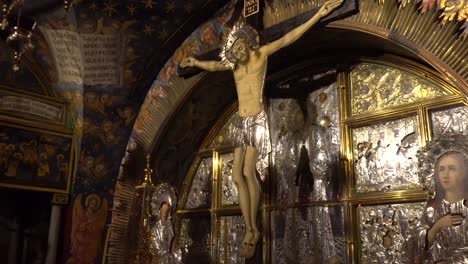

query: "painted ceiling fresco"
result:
(0, 1), (229, 263)
(8, 0), (223, 96)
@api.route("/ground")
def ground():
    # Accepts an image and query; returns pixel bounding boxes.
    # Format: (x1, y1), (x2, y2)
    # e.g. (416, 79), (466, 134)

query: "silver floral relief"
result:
(352, 116), (421, 193)
(359, 202), (425, 264)
(220, 153), (239, 206)
(271, 206), (346, 264)
(179, 216), (212, 263)
(269, 98), (303, 205)
(184, 158), (213, 209)
(309, 82), (340, 151)
(179, 218), (193, 248)
(306, 83), (341, 201)
(218, 216), (245, 264)
(209, 112), (238, 148)
(269, 81), (341, 204)
(431, 105), (468, 136)
(351, 63), (448, 116)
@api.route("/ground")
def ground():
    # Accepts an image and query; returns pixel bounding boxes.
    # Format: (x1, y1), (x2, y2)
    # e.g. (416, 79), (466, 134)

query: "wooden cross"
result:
(177, 0), (358, 78)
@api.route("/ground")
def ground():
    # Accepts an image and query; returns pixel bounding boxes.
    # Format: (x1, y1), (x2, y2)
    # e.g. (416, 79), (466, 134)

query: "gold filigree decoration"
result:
(430, 0), (467, 26)
(350, 63), (448, 115)
(264, 0), (467, 35)
(342, 0), (468, 88)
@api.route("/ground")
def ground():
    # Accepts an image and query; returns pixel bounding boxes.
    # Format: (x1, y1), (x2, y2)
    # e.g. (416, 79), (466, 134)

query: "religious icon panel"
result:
(430, 105), (468, 136)
(269, 78), (341, 204)
(352, 116), (421, 193)
(0, 123), (73, 192)
(358, 202), (426, 263)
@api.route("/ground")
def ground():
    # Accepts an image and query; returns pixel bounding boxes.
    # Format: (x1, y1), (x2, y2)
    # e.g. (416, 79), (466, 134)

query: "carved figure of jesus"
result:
(180, 0), (343, 258)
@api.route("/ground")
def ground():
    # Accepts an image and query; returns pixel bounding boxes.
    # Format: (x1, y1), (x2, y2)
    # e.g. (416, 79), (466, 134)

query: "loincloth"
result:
(233, 109), (271, 181)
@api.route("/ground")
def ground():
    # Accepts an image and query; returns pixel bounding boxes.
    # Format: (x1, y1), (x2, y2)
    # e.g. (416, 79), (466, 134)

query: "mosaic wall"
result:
(65, 89), (138, 263)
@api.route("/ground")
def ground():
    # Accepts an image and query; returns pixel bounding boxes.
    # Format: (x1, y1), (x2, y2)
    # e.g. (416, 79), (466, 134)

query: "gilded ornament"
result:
(351, 63), (447, 115)
(219, 19), (259, 70)
(319, 115), (331, 127)
(439, 0), (466, 24)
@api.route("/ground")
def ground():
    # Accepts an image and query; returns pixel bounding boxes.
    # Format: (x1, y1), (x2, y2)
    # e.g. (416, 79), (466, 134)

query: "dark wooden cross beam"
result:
(177, 0), (358, 78)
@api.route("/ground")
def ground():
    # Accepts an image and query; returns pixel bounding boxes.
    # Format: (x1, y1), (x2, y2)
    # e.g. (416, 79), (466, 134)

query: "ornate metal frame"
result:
(177, 54), (467, 263)
(109, 0), (468, 261)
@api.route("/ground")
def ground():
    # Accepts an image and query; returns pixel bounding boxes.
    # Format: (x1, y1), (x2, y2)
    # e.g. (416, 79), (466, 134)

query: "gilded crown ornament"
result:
(220, 18), (259, 70)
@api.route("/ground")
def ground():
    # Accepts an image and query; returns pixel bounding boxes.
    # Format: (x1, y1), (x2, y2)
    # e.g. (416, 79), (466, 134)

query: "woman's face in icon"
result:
(160, 202), (171, 220)
(437, 153), (467, 193)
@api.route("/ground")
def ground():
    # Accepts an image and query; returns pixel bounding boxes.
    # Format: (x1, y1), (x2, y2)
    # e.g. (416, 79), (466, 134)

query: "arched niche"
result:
(107, 1), (467, 262)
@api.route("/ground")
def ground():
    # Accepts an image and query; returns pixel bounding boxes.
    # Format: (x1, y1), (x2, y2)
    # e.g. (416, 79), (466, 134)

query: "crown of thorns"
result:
(220, 20), (259, 70)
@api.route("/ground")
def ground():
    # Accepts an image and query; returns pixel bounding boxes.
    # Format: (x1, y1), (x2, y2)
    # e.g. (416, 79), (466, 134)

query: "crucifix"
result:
(178, 0), (358, 259)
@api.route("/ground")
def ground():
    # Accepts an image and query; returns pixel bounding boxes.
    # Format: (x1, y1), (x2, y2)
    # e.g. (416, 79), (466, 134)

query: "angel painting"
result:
(66, 193), (108, 264)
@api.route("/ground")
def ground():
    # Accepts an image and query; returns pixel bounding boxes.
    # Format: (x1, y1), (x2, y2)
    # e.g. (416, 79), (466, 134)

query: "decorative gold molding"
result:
(177, 156), (202, 211)
(330, 0), (467, 95)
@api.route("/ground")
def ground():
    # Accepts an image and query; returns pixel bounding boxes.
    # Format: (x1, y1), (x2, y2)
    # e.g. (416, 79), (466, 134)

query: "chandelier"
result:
(0, 0), (35, 72)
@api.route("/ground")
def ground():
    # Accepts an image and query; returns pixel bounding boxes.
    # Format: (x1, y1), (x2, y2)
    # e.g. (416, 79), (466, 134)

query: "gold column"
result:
(130, 155), (157, 264)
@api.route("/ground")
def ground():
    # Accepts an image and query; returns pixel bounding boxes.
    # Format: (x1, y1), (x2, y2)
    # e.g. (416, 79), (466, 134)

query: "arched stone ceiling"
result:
(1, 0), (229, 99)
